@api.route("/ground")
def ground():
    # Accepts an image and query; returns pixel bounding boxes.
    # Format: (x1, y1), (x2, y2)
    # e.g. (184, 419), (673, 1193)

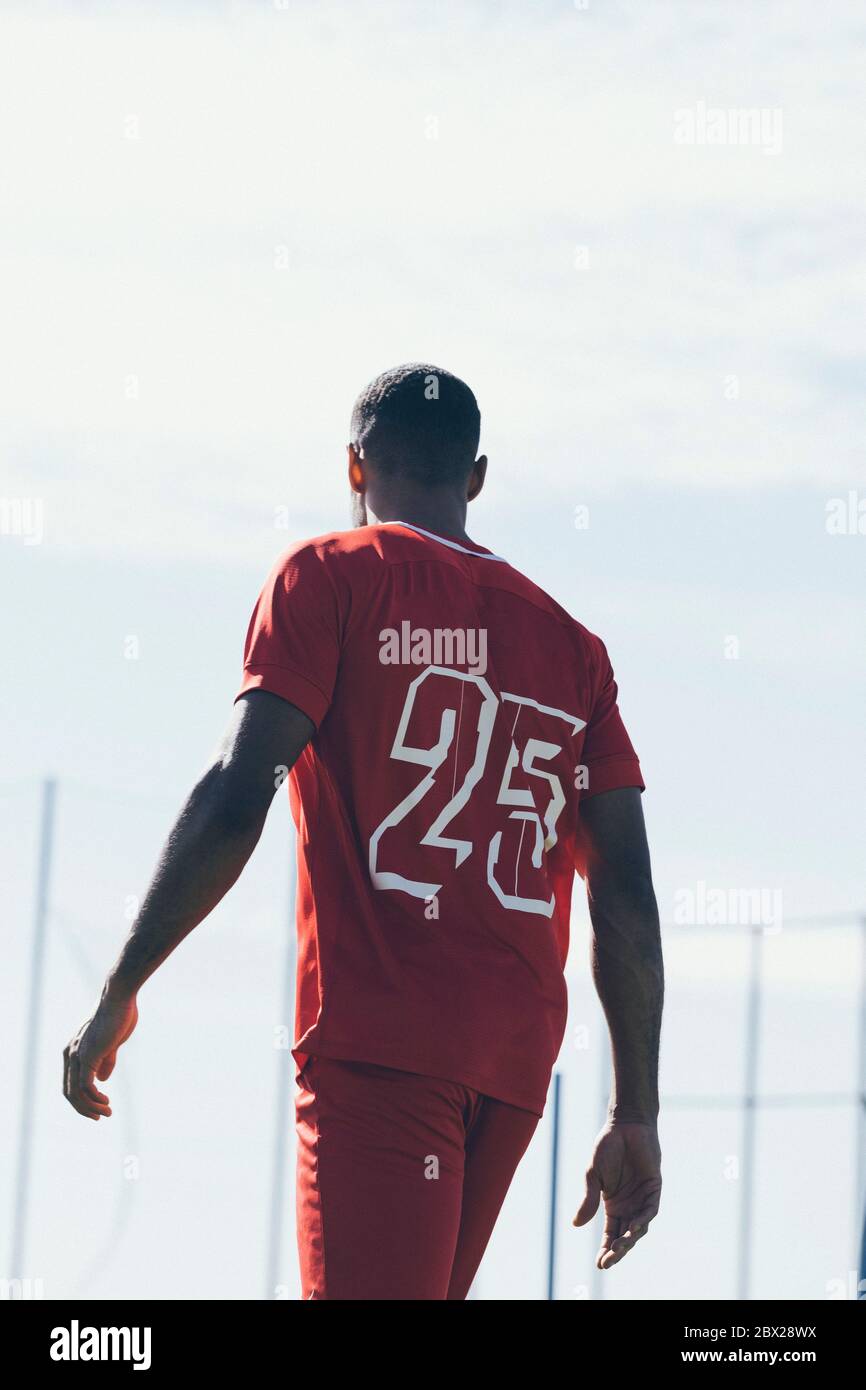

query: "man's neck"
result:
(365, 498), (470, 544)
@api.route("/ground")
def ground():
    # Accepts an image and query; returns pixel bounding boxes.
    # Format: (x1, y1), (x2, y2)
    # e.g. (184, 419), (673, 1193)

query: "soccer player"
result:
(64, 363), (664, 1300)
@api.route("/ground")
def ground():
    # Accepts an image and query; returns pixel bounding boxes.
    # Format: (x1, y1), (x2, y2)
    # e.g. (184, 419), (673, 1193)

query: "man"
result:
(64, 363), (663, 1300)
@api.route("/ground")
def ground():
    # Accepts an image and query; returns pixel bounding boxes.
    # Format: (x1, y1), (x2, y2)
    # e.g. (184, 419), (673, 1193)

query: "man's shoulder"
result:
(267, 527), (378, 579)
(488, 558), (606, 660)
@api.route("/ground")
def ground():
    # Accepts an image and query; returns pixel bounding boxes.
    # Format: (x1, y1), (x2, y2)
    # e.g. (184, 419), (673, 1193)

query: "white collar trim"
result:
(381, 520), (508, 563)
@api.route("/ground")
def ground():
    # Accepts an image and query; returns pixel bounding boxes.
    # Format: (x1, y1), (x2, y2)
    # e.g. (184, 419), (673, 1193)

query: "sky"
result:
(1, 0), (864, 1301)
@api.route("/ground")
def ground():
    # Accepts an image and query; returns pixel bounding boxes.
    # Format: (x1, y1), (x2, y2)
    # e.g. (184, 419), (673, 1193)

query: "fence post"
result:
(10, 778), (57, 1280)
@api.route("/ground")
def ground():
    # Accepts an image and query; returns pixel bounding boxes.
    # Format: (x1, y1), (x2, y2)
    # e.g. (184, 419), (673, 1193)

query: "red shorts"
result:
(295, 1056), (539, 1300)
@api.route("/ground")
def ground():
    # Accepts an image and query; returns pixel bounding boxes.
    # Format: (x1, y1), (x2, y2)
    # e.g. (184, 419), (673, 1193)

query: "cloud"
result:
(1, 0), (863, 560)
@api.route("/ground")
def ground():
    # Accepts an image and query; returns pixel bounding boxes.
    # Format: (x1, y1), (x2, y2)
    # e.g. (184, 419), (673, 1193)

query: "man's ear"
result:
(347, 444), (366, 494)
(467, 455), (487, 502)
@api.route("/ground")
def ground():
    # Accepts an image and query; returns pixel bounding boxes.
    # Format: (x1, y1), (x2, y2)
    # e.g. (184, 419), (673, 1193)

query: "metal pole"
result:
(737, 924), (763, 1300)
(264, 825), (297, 1299)
(546, 1071), (562, 1300)
(856, 917), (866, 1295)
(9, 777), (57, 1279)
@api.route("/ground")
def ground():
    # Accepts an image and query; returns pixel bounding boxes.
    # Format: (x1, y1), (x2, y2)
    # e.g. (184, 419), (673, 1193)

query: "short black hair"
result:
(350, 362), (480, 484)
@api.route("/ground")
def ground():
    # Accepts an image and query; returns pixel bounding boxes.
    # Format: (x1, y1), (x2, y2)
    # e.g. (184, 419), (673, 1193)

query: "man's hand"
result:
(573, 1121), (662, 1269)
(63, 989), (139, 1120)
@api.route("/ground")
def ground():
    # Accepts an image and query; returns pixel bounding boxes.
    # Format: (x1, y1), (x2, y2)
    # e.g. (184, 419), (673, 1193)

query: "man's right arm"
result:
(63, 690), (314, 1120)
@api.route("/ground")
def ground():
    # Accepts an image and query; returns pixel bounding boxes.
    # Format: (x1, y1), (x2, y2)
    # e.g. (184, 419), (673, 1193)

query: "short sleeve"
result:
(235, 544), (343, 728)
(580, 639), (645, 799)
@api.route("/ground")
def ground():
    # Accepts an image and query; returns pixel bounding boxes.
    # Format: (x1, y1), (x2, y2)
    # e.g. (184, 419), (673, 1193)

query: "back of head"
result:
(350, 363), (480, 486)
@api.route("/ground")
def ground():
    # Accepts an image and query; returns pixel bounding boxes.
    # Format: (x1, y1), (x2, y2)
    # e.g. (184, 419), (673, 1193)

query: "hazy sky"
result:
(2, 0), (864, 1300)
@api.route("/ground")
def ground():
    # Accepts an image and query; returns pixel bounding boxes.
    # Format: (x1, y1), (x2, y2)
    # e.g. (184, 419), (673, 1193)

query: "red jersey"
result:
(237, 522), (644, 1115)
